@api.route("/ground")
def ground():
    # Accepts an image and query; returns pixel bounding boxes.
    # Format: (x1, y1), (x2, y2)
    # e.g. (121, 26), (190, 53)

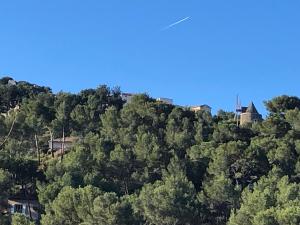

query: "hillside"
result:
(1, 77), (300, 225)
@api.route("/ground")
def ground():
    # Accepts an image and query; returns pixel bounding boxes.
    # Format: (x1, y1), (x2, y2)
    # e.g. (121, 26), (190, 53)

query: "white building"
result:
(7, 79), (17, 86)
(190, 104), (211, 113)
(156, 97), (173, 105)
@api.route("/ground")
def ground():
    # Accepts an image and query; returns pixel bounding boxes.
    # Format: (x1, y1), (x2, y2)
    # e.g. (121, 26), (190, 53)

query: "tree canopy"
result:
(1, 77), (300, 225)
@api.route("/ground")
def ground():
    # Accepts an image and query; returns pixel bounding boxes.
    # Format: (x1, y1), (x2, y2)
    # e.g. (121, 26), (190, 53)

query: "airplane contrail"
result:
(162, 16), (190, 30)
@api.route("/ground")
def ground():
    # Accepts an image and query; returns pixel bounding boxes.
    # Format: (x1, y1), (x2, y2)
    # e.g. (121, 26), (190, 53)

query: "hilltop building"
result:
(156, 97), (173, 105)
(121, 93), (135, 104)
(7, 79), (17, 86)
(190, 104), (211, 113)
(238, 102), (262, 125)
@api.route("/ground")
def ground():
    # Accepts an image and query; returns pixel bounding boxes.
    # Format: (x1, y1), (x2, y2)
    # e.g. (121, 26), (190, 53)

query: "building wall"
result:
(121, 93), (135, 104)
(156, 98), (173, 105)
(8, 200), (40, 221)
(240, 112), (262, 125)
(190, 105), (211, 113)
(49, 141), (73, 150)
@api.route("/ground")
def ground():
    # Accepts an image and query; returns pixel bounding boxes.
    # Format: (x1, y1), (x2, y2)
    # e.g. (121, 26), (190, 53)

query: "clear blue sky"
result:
(1, 1), (300, 116)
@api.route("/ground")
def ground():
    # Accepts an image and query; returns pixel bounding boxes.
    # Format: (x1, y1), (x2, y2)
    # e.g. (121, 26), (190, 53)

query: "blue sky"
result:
(1, 1), (300, 116)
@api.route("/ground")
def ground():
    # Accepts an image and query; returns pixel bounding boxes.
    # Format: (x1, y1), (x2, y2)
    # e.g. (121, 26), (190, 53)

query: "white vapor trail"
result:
(162, 16), (190, 30)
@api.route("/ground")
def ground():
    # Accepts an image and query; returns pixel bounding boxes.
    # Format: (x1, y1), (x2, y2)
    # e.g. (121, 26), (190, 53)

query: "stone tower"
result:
(240, 102), (262, 125)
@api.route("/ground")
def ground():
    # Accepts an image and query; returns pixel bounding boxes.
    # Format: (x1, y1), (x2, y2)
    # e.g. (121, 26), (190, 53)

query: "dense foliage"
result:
(1, 77), (300, 225)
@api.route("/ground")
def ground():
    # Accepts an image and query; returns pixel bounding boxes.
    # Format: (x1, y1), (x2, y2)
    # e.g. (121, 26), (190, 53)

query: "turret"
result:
(240, 101), (262, 125)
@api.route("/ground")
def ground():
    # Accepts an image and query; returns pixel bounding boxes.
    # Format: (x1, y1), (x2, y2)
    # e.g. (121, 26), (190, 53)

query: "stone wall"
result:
(240, 112), (262, 125)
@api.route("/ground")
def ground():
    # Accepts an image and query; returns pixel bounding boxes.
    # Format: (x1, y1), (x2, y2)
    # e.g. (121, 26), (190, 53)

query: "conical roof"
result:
(246, 101), (259, 114)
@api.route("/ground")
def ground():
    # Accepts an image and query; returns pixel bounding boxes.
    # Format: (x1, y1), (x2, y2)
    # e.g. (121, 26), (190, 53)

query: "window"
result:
(14, 204), (23, 213)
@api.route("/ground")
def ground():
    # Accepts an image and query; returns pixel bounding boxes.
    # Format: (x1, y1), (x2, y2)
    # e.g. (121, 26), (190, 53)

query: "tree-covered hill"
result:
(1, 77), (300, 225)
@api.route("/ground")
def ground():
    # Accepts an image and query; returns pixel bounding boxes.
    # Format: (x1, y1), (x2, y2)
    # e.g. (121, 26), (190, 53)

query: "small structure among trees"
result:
(236, 100), (263, 125)
(8, 197), (40, 221)
(240, 102), (263, 125)
(190, 104), (211, 113)
(48, 136), (78, 156)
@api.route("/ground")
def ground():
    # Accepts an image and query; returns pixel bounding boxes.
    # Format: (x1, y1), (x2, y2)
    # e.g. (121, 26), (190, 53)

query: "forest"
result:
(0, 76), (300, 225)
